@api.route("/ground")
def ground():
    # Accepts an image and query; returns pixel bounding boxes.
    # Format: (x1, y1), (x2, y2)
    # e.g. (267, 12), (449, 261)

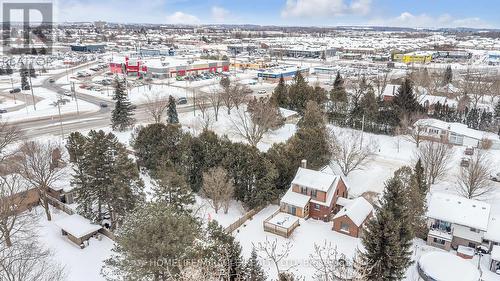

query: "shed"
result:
(55, 214), (102, 248)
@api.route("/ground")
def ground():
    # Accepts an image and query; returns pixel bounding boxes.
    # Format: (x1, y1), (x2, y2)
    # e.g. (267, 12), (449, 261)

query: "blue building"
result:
(70, 44), (106, 53)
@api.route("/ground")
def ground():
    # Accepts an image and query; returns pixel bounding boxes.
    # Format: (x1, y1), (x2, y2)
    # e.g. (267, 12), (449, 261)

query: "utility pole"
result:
(57, 101), (64, 139)
(28, 72), (36, 110)
(10, 77), (16, 104)
(72, 82), (79, 116)
(360, 114), (365, 148)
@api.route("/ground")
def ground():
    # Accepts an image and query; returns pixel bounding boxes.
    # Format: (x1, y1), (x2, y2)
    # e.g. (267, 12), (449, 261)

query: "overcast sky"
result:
(44, 0), (499, 28)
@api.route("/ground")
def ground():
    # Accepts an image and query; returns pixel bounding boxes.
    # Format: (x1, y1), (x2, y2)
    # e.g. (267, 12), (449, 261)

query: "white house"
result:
(414, 118), (500, 149)
(426, 192), (491, 251)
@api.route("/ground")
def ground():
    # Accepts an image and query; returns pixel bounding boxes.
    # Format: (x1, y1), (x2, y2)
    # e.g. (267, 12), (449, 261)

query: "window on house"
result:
(340, 222), (349, 232)
(433, 238), (446, 245)
(311, 189), (317, 198)
(314, 204), (320, 210)
(468, 242), (476, 248)
(470, 228), (480, 233)
(301, 187), (307, 195)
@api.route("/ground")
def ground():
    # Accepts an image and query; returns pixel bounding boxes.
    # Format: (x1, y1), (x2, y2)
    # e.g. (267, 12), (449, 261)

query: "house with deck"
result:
(280, 162), (348, 221)
(426, 192), (491, 251)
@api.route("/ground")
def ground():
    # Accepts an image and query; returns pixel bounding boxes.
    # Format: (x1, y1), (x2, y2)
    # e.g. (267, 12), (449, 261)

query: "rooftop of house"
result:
(291, 167), (337, 193)
(415, 118), (500, 141)
(427, 192), (491, 231)
(281, 188), (311, 208)
(333, 197), (373, 226)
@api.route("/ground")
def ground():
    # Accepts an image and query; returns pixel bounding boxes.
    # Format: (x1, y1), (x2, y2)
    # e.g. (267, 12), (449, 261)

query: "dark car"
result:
(476, 245), (490, 254)
(48, 78), (55, 83)
(0, 109), (7, 113)
(176, 97), (188, 105)
(9, 88), (21, 94)
(99, 103), (109, 108)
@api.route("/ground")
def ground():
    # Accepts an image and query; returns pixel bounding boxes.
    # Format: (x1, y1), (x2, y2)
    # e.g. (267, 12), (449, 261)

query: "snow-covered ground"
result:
(1, 88), (99, 122)
(34, 207), (114, 281)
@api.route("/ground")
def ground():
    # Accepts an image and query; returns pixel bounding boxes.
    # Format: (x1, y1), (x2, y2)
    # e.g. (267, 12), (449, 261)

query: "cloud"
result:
(211, 6), (230, 23)
(372, 12), (492, 29)
(166, 11), (200, 24)
(281, 0), (372, 18)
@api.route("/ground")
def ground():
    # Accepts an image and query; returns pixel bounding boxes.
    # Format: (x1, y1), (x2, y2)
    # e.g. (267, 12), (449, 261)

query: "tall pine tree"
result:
(270, 75), (288, 108)
(167, 95), (179, 124)
(111, 77), (136, 131)
(152, 164), (194, 214)
(20, 63), (29, 90)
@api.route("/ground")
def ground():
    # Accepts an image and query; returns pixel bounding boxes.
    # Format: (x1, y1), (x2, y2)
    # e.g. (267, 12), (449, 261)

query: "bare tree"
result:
(231, 83), (250, 110)
(0, 240), (66, 281)
(414, 141), (453, 187)
(0, 122), (22, 173)
(0, 175), (35, 248)
(401, 114), (426, 148)
(460, 69), (492, 109)
(230, 100), (282, 147)
(202, 167), (234, 214)
(254, 238), (295, 278)
(207, 88), (223, 121)
(195, 96), (210, 119)
(16, 141), (66, 221)
(220, 85), (235, 115)
(144, 92), (169, 123)
(372, 71), (390, 97)
(309, 242), (357, 281)
(456, 151), (494, 199)
(330, 129), (378, 176)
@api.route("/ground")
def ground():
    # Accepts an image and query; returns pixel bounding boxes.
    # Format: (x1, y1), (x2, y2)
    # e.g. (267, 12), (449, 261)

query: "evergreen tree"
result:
(5, 64), (13, 75)
(111, 77), (136, 131)
(392, 78), (419, 118)
(28, 63), (36, 78)
(359, 206), (404, 280)
(443, 65), (453, 85)
(152, 164), (194, 214)
(270, 76), (288, 108)
(104, 203), (200, 280)
(331, 71), (347, 103)
(287, 71), (312, 114)
(204, 221), (245, 280)
(71, 130), (144, 229)
(495, 100), (500, 118)
(166, 95), (179, 124)
(245, 248), (266, 281)
(20, 63), (29, 90)
(66, 131), (87, 163)
(0, 67), (5, 76)
(360, 86), (379, 122)
(414, 159), (427, 194)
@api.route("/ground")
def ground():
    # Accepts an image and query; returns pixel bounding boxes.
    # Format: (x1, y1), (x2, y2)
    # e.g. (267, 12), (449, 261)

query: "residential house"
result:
(414, 118), (500, 149)
(426, 192), (491, 251)
(332, 197), (373, 238)
(279, 161), (348, 221)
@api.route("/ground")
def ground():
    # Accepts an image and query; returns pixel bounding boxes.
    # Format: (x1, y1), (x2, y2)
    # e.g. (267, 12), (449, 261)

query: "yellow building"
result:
(395, 51), (434, 64)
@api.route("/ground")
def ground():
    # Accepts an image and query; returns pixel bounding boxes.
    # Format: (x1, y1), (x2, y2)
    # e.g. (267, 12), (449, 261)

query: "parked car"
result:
(257, 89), (267, 95)
(62, 90), (72, 97)
(9, 88), (21, 94)
(476, 245), (490, 254)
(99, 102), (108, 108)
(176, 97), (188, 105)
(460, 158), (470, 168)
(491, 172), (500, 182)
(48, 78), (55, 83)
(0, 109), (7, 113)
(465, 146), (474, 156)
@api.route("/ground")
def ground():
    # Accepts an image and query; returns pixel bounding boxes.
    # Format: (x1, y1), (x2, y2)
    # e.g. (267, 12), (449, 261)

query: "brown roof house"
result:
(332, 197), (373, 238)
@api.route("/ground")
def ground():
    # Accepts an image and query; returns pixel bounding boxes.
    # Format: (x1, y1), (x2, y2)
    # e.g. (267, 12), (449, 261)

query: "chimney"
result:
(301, 159), (307, 168)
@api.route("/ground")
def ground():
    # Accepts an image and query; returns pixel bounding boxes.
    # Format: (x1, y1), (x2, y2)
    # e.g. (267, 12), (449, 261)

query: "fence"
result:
(46, 194), (75, 215)
(263, 209), (300, 238)
(225, 206), (264, 234)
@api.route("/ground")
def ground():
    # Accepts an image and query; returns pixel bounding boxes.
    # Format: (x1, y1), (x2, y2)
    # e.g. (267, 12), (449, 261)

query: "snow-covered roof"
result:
(492, 245), (500, 261)
(279, 108), (299, 118)
(55, 214), (102, 239)
(427, 192), (491, 231)
(281, 188), (311, 208)
(291, 167), (337, 192)
(333, 197), (373, 226)
(415, 118), (500, 142)
(418, 251), (480, 281)
(485, 213), (500, 243)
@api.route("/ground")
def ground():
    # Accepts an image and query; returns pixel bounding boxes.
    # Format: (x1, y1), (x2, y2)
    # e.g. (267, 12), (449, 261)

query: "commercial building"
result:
(257, 66), (309, 82)
(109, 56), (229, 78)
(269, 46), (336, 59)
(393, 51), (434, 64)
(70, 44), (106, 53)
